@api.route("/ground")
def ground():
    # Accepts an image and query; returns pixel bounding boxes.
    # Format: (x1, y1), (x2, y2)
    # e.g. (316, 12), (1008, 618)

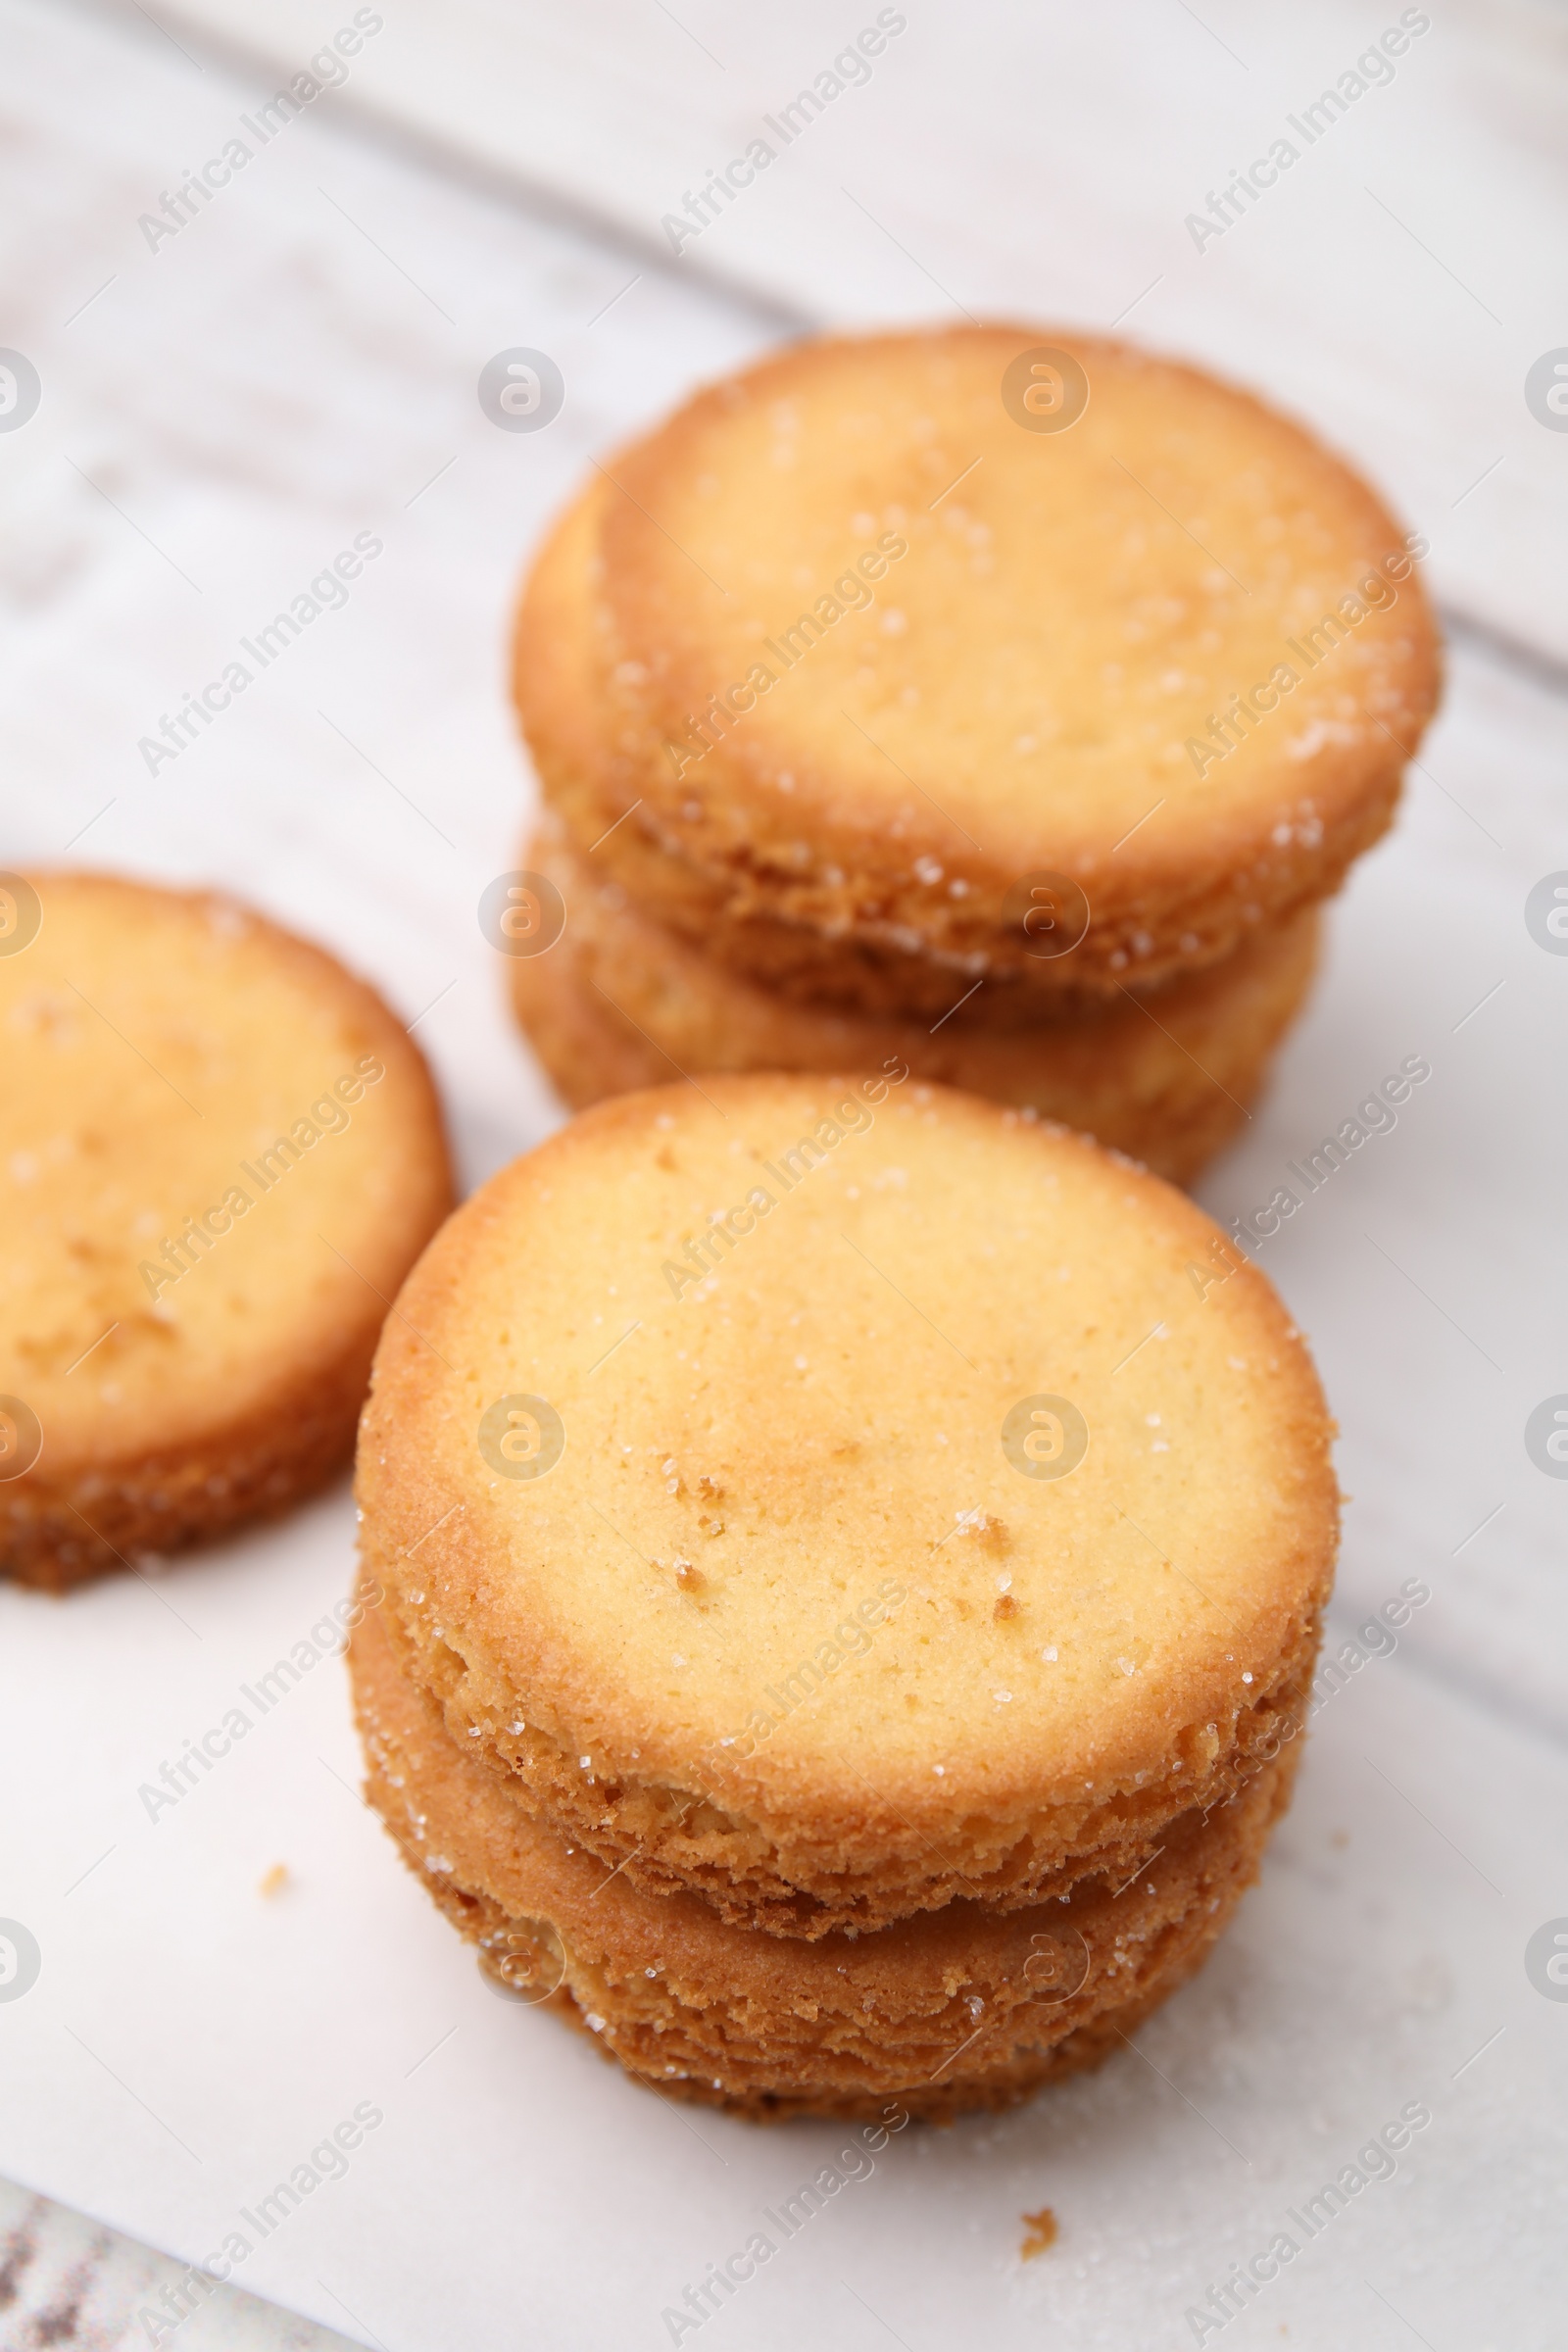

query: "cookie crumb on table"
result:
(1020, 2207), (1058, 2259)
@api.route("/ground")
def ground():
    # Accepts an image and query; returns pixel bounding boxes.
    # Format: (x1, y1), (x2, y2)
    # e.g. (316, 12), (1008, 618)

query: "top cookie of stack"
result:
(517, 325), (1440, 1017)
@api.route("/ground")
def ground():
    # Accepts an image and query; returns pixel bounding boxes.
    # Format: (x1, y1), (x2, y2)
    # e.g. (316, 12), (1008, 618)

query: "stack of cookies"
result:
(509, 326), (1440, 1185)
(353, 1075), (1339, 2119)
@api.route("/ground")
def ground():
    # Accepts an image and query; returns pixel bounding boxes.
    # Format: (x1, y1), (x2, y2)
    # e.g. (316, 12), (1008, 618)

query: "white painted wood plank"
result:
(0, 2178), (359, 2349)
(118, 0), (1568, 665)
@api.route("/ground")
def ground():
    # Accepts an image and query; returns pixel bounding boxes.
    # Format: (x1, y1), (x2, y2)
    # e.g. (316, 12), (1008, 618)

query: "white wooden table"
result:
(2, 3), (1565, 2346)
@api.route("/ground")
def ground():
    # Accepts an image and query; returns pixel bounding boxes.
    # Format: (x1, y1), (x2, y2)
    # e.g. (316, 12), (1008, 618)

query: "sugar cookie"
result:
(0, 872), (453, 1591)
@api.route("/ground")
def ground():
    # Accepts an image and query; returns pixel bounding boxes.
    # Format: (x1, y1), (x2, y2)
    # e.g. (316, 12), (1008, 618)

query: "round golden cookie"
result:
(358, 1075), (1336, 1936)
(353, 1592), (1299, 2121)
(567, 327), (1440, 995)
(0, 871), (453, 1591)
(509, 818), (1320, 1188)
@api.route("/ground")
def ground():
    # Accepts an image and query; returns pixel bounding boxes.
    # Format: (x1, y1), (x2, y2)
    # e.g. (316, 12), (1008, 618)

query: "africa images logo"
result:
(0, 1920), (41, 2003)
(478, 1396), (566, 1481)
(1524, 1396), (1568, 1478)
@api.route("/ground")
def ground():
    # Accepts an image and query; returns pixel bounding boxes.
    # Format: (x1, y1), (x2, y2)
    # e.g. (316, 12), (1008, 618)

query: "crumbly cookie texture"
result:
(0, 871), (453, 1590)
(356, 1075), (1337, 1936)
(509, 815), (1320, 1186)
(353, 1593), (1298, 2120)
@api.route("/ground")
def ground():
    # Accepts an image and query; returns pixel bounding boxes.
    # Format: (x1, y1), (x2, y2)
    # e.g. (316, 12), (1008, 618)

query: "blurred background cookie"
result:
(515, 328), (1440, 1002)
(0, 871), (453, 1592)
(508, 330), (1440, 1179)
(597, 327), (1439, 983)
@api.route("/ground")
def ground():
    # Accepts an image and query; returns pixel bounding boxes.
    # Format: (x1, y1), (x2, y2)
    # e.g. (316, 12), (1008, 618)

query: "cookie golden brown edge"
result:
(509, 815), (1321, 1187)
(353, 1589), (1299, 2121)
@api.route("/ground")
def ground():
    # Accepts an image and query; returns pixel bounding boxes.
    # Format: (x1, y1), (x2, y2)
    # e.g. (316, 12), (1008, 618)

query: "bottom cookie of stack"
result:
(352, 1601), (1298, 2124)
(510, 828), (1320, 1188)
